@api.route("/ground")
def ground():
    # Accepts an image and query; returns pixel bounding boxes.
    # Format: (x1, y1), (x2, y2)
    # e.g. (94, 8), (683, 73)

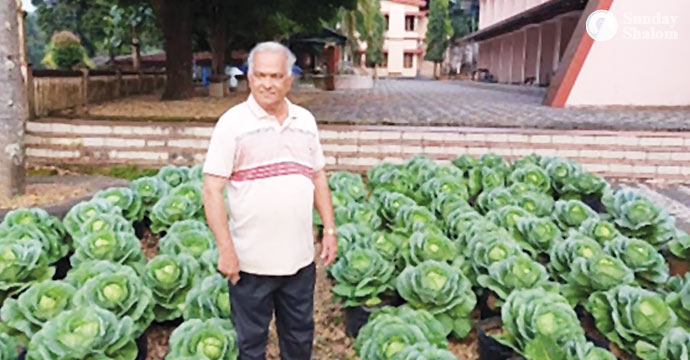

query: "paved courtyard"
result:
(300, 79), (690, 131)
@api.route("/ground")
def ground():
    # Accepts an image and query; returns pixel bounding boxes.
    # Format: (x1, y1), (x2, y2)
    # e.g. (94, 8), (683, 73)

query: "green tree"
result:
(32, 0), (110, 56)
(100, 4), (162, 70)
(25, 12), (46, 68)
(42, 30), (93, 69)
(425, 0), (454, 78)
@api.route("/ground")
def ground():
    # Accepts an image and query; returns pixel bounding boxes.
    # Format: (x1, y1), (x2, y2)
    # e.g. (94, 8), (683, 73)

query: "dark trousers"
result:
(229, 262), (316, 360)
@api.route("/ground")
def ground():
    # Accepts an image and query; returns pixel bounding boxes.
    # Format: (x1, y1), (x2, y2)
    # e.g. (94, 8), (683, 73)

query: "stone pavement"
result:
(299, 79), (690, 131)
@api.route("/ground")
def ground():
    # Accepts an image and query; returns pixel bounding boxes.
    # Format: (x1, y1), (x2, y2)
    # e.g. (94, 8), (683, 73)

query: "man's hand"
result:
(218, 251), (241, 285)
(320, 233), (337, 266)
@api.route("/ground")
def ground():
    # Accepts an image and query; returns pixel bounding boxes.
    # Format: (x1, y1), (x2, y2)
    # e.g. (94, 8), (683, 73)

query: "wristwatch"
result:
(324, 227), (337, 237)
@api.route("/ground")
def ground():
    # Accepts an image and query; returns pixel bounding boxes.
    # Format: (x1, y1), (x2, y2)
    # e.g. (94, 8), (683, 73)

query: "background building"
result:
(463, 0), (690, 107)
(374, 0), (435, 78)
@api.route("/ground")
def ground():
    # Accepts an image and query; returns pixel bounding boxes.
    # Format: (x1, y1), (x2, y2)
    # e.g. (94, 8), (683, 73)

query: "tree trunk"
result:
(0, 0), (27, 197)
(131, 30), (141, 72)
(151, 0), (194, 100)
(208, 1), (229, 76)
(433, 62), (438, 79)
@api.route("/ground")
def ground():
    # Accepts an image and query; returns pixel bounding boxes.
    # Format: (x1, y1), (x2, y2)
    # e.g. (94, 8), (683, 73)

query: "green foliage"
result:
(166, 318), (238, 360)
(586, 285), (677, 355)
(477, 254), (555, 305)
(72, 265), (154, 337)
(183, 273), (231, 321)
(604, 236), (669, 288)
(1, 280), (76, 345)
(42, 30), (93, 69)
(143, 254), (201, 322)
(355, 305), (449, 359)
(496, 288), (584, 356)
(425, 0), (453, 64)
(69, 228), (146, 273)
(396, 260), (476, 338)
(159, 221), (216, 258)
(25, 306), (138, 360)
(636, 327), (690, 360)
(0, 239), (55, 302)
(93, 187), (144, 222)
(330, 247), (396, 307)
(0, 207), (69, 264)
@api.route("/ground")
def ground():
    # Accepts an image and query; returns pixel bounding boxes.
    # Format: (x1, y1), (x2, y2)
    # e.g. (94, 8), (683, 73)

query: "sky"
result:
(21, 0), (36, 12)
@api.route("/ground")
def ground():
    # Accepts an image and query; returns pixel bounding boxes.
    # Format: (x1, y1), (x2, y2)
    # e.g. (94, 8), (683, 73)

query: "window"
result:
(385, 15), (390, 30)
(405, 15), (415, 31)
(404, 54), (414, 68)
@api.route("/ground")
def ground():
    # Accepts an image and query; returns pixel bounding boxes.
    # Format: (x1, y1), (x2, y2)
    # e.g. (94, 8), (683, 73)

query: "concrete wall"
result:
(26, 118), (690, 183)
(566, 0), (690, 107)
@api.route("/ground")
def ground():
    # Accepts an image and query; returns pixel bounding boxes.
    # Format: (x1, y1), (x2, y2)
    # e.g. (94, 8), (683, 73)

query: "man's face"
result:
(248, 51), (293, 109)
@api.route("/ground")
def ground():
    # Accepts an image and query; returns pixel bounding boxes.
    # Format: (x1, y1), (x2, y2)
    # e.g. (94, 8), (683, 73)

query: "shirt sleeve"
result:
(203, 119), (235, 178)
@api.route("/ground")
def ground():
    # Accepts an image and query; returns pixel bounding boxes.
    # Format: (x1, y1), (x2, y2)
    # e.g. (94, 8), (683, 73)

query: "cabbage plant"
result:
(402, 230), (457, 267)
(166, 318), (238, 360)
(1, 279), (76, 345)
(63, 260), (129, 288)
(553, 199), (598, 230)
(159, 228), (216, 258)
(477, 254), (556, 305)
(516, 217), (562, 255)
(0, 207), (68, 263)
(496, 288), (585, 358)
(355, 305), (449, 359)
(666, 274), (690, 331)
(157, 164), (189, 188)
(72, 265), (154, 337)
(0, 332), (18, 359)
(183, 273), (231, 321)
(669, 230), (690, 260)
(602, 187), (668, 241)
(25, 306), (138, 360)
(396, 260), (476, 338)
(586, 285), (677, 355)
(604, 236), (669, 288)
(636, 327), (690, 360)
(549, 234), (603, 282)
(330, 247), (396, 307)
(150, 195), (199, 233)
(508, 164), (551, 193)
(0, 239), (54, 301)
(0, 223), (68, 265)
(130, 176), (171, 215)
(70, 230), (146, 272)
(562, 254), (634, 305)
(62, 198), (123, 239)
(329, 171), (366, 202)
(577, 217), (622, 244)
(476, 186), (512, 214)
(390, 343), (457, 360)
(143, 253), (201, 321)
(93, 186), (144, 222)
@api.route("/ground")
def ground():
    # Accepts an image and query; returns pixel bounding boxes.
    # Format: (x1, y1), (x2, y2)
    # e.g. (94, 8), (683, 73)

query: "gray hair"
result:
(247, 41), (296, 76)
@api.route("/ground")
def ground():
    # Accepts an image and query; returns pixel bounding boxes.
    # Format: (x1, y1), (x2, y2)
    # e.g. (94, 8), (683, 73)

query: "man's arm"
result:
(202, 174), (240, 284)
(312, 169), (337, 265)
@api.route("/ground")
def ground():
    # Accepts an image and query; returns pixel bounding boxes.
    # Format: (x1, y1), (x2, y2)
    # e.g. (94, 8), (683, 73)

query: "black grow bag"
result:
(343, 295), (403, 338)
(477, 317), (519, 360)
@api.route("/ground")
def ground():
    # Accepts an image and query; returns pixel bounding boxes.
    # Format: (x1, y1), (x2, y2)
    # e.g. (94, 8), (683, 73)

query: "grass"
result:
(28, 164), (160, 181)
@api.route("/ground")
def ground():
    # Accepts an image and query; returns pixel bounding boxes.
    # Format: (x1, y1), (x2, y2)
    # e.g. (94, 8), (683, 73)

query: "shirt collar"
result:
(247, 94), (297, 123)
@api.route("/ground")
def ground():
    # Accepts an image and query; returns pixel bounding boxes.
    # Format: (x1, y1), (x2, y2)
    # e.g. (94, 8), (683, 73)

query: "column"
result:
(524, 25), (541, 84)
(511, 30), (526, 84)
(539, 21), (556, 86)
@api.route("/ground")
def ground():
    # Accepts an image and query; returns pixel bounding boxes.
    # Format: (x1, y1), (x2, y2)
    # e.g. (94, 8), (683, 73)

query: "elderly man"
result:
(202, 41), (337, 360)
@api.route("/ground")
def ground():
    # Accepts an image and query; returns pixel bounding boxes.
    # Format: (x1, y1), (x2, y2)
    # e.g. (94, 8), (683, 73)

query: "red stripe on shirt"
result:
(230, 161), (313, 182)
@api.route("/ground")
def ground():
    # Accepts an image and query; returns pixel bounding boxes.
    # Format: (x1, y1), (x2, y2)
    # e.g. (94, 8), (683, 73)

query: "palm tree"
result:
(0, 0), (28, 197)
